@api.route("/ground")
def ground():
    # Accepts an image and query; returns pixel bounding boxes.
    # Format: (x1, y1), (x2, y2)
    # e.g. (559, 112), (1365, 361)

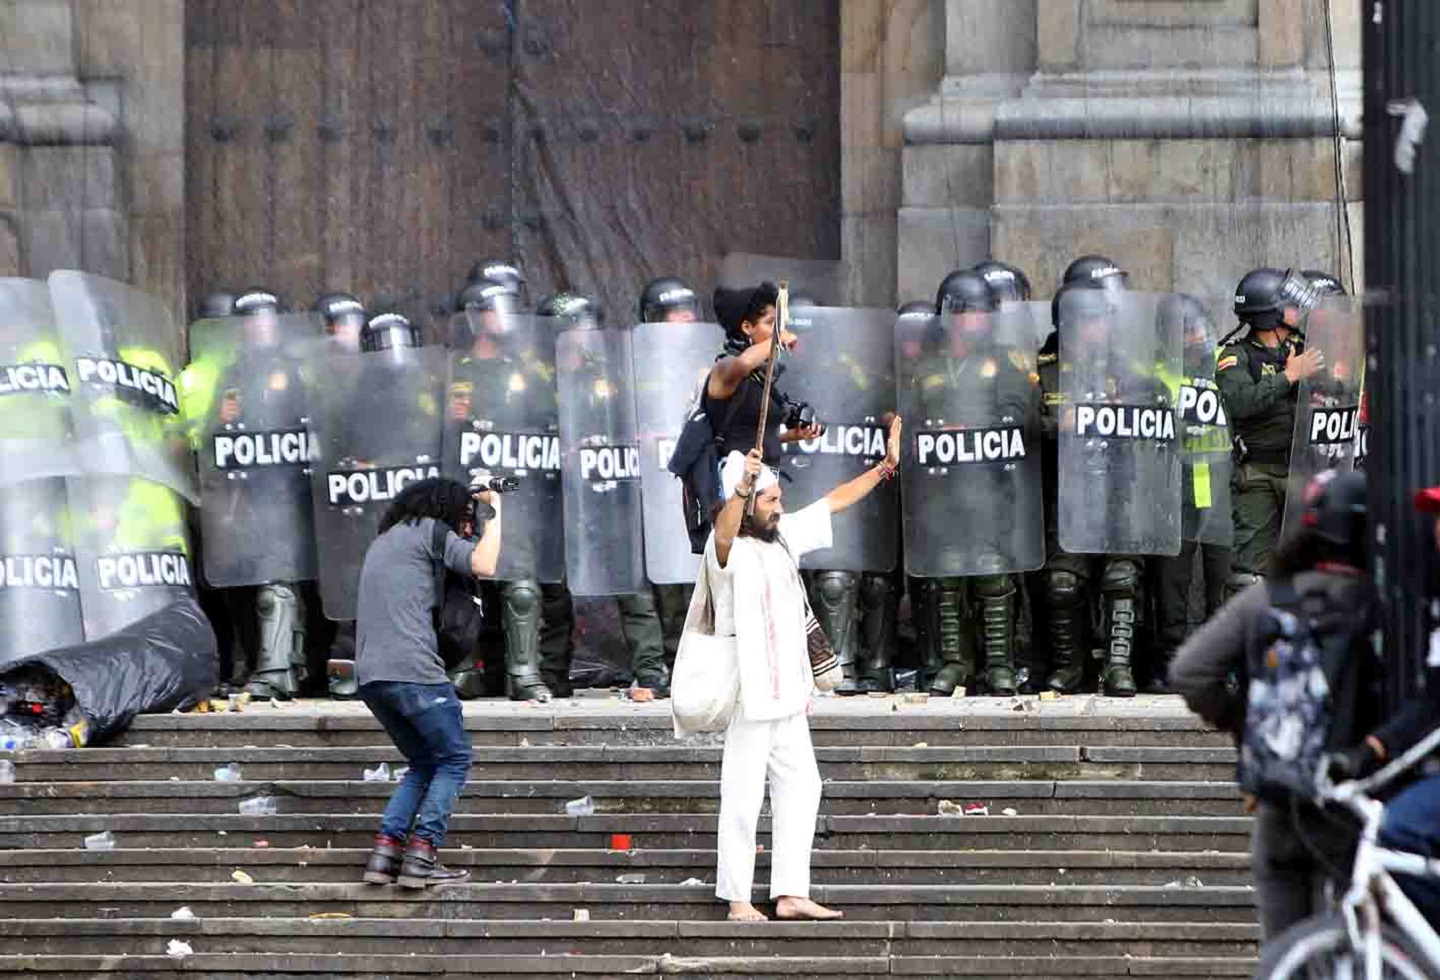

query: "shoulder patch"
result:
(1217, 355), (1239, 372)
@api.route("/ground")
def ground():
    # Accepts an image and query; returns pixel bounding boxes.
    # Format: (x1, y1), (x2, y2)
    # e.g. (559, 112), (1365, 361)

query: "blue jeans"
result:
(359, 681), (472, 846)
(1381, 773), (1440, 924)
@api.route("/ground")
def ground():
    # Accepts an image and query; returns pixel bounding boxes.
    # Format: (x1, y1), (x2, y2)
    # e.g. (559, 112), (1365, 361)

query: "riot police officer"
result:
(1216, 268), (1324, 598)
(1040, 259), (1167, 697)
(318, 292), (367, 354)
(907, 271), (1039, 695)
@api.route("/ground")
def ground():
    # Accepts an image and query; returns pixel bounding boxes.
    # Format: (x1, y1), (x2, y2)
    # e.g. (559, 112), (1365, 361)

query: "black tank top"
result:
(705, 369), (783, 465)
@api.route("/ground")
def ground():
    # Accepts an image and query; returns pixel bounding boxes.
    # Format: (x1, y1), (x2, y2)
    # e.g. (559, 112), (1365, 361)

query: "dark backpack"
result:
(1238, 578), (1370, 804)
(667, 376), (744, 555)
(430, 521), (484, 671)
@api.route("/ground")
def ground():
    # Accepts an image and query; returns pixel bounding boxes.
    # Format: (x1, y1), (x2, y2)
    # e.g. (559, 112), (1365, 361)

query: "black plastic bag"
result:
(0, 597), (216, 744)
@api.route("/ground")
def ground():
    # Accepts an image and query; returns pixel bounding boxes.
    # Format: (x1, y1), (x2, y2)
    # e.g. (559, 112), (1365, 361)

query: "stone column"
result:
(900, 0), (1361, 309)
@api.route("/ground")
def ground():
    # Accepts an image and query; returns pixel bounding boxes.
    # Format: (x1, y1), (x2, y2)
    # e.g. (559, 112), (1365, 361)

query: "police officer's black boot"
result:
(502, 580), (551, 702)
(808, 570), (861, 695)
(1099, 560), (1140, 698)
(926, 580), (972, 696)
(975, 576), (1017, 696)
(855, 572), (896, 693)
(1043, 570), (1087, 694)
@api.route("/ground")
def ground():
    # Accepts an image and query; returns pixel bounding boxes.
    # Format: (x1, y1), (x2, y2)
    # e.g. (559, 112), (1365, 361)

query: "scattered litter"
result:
(519, 738), (530, 747)
(393, 767), (410, 782)
(214, 764), (242, 783)
(1001, 807), (1018, 817)
(615, 873), (646, 884)
(903, 692), (929, 705)
(1039, 690), (1060, 702)
(231, 869), (254, 885)
(166, 939), (193, 959)
(608, 834), (632, 851)
(564, 795), (595, 817)
(0, 669), (90, 750)
(963, 803), (989, 817)
(309, 912), (353, 920)
(911, 741), (928, 749)
(949, 687), (966, 699)
(1183, 876), (1204, 888)
(866, 691), (888, 699)
(238, 796), (277, 816)
(1058, 868), (1066, 875)
(678, 877), (705, 887)
(169, 776), (180, 782)
(217, 830), (227, 837)
(363, 763), (391, 782)
(0, 760), (14, 783)
(170, 907), (196, 921)
(1162, 879), (1181, 889)
(253, 839), (270, 848)
(628, 687), (655, 703)
(573, 909), (590, 922)
(937, 800), (963, 817)
(84, 830), (115, 851)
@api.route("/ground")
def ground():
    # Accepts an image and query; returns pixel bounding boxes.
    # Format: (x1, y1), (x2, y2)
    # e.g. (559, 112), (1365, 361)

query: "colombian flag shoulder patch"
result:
(1217, 355), (1239, 372)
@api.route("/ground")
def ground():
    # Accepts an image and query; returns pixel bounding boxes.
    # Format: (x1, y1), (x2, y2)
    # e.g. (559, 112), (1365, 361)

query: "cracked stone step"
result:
(0, 778), (1247, 818)
(0, 951), (1258, 977)
(0, 917), (1259, 959)
(0, 812), (1252, 852)
(0, 846), (1252, 886)
(0, 882), (1256, 923)
(1, 744), (1235, 783)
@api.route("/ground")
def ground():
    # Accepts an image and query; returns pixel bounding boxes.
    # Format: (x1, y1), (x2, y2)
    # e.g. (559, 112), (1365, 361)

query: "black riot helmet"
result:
(1051, 280), (1111, 332)
(897, 300), (933, 320)
(455, 278), (514, 314)
(1303, 270), (1347, 298)
(453, 277), (520, 348)
(361, 312), (422, 353)
(316, 291), (366, 326)
(467, 259), (527, 309)
(537, 292), (603, 330)
(787, 291), (819, 333)
(639, 277), (700, 323)
(195, 290), (235, 320)
(974, 260), (1032, 304)
(935, 269), (997, 316)
(234, 289), (284, 348)
(1062, 255), (1129, 291)
(1159, 293), (1215, 370)
(1233, 267), (1319, 322)
(1297, 469), (1367, 565)
(233, 289), (282, 318)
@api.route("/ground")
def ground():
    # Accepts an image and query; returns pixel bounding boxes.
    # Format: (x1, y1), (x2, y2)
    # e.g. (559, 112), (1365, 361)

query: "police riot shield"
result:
(311, 345), (446, 621)
(1058, 290), (1183, 557)
(186, 315), (324, 588)
(0, 478), (86, 663)
(47, 271), (197, 503)
(557, 328), (646, 596)
(66, 475), (194, 641)
(778, 307), (898, 572)
(632, 321), (716, 585)
(0, 278), (79, 481)
(1281, 297), (1365, 539)
(441, 313), (563, 584)
(1176, 310), (1234, 546)
(896, 309), (1045, 578)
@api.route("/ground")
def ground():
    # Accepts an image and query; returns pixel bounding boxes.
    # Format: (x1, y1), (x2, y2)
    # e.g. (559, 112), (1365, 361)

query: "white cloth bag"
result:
(671, 555), (739, 736)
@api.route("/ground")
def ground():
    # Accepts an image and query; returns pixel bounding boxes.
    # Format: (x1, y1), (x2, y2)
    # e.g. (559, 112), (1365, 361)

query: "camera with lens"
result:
(783, 398), (818, 433)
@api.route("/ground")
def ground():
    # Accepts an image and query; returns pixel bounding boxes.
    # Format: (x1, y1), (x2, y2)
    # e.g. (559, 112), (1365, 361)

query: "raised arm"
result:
(824, 415), (901, 515)
(714, 449), (763, 567)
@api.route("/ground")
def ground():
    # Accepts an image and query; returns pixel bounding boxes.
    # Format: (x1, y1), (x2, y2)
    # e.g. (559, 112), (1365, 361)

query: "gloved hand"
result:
(1325, 742), (1382, 783)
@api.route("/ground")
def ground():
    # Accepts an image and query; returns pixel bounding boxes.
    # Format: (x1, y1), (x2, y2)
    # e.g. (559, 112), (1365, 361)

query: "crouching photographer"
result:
(354, 475), (501, 889)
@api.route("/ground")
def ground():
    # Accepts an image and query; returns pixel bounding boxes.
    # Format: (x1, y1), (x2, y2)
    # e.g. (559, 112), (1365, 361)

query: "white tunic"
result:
(703, 499), (833, 722)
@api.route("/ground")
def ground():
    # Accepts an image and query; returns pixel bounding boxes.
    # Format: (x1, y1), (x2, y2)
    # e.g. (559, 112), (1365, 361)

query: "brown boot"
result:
(396, 838), (470, 889)
(362, 834), (404, 885)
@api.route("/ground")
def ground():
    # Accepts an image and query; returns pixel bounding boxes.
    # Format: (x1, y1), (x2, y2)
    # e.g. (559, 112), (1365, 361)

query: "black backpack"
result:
(667, 377), (744, 555)
(1238, 578), (1370, 803)
(430, 521), (485, 670)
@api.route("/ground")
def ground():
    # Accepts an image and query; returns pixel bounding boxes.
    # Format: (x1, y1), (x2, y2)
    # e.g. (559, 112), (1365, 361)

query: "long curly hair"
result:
(377, 477), (472, 536)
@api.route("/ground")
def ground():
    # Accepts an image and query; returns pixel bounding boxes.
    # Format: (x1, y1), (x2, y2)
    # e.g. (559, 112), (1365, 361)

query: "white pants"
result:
(715, 711), (822, 902)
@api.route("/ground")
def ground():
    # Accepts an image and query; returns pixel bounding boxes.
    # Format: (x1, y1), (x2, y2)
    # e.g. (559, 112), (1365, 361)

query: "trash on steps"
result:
(83, 830), (114, 851)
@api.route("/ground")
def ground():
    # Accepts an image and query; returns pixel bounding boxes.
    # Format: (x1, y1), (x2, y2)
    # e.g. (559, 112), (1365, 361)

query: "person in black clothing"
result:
(706, 282), (823, 464)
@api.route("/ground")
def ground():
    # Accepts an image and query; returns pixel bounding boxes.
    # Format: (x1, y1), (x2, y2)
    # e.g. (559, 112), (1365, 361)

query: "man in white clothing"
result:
(708, 416), (902, 922)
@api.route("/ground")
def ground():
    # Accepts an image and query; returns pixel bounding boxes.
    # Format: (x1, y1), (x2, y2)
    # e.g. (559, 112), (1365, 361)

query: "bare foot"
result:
(727, 901), (768, 922)
(774, 896), (843, 920)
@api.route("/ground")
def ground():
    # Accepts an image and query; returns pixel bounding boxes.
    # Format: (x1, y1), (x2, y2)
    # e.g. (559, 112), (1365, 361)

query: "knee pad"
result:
(504, 580), (540, 618)
(814, 570), (855, 604)
(1101, 559), (1142, 596)
(973, 574), (1015, 602)
(858, 573), (893, 607)
(1045, 570), (1083, 606)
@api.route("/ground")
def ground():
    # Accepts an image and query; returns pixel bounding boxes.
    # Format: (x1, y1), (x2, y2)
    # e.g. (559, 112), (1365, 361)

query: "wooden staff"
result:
(747, 281), (789, 517)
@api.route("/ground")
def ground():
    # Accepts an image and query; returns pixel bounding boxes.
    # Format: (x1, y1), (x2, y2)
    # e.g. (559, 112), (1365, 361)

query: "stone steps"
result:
(0, 881), (1256, 923)
(4, 743), (1237, 783)
(0, 916), (1259, 958)
(0, 951), (1258, 978)
(0, 846), (1252, 886)
(0, 811), (1252, 852)
(0, 778), (1247, 817)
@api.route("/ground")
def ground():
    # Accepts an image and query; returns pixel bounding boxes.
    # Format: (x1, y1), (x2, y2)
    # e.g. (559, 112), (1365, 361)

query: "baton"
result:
(747, 281), (789, 518)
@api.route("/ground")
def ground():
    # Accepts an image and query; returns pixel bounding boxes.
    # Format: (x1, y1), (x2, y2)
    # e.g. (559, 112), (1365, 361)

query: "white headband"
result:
(720, 450), (779, 501)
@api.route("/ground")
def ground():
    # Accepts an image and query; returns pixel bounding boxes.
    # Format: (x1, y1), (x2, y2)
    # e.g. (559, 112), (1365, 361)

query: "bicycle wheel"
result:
(1256, 912), (1436, 980)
